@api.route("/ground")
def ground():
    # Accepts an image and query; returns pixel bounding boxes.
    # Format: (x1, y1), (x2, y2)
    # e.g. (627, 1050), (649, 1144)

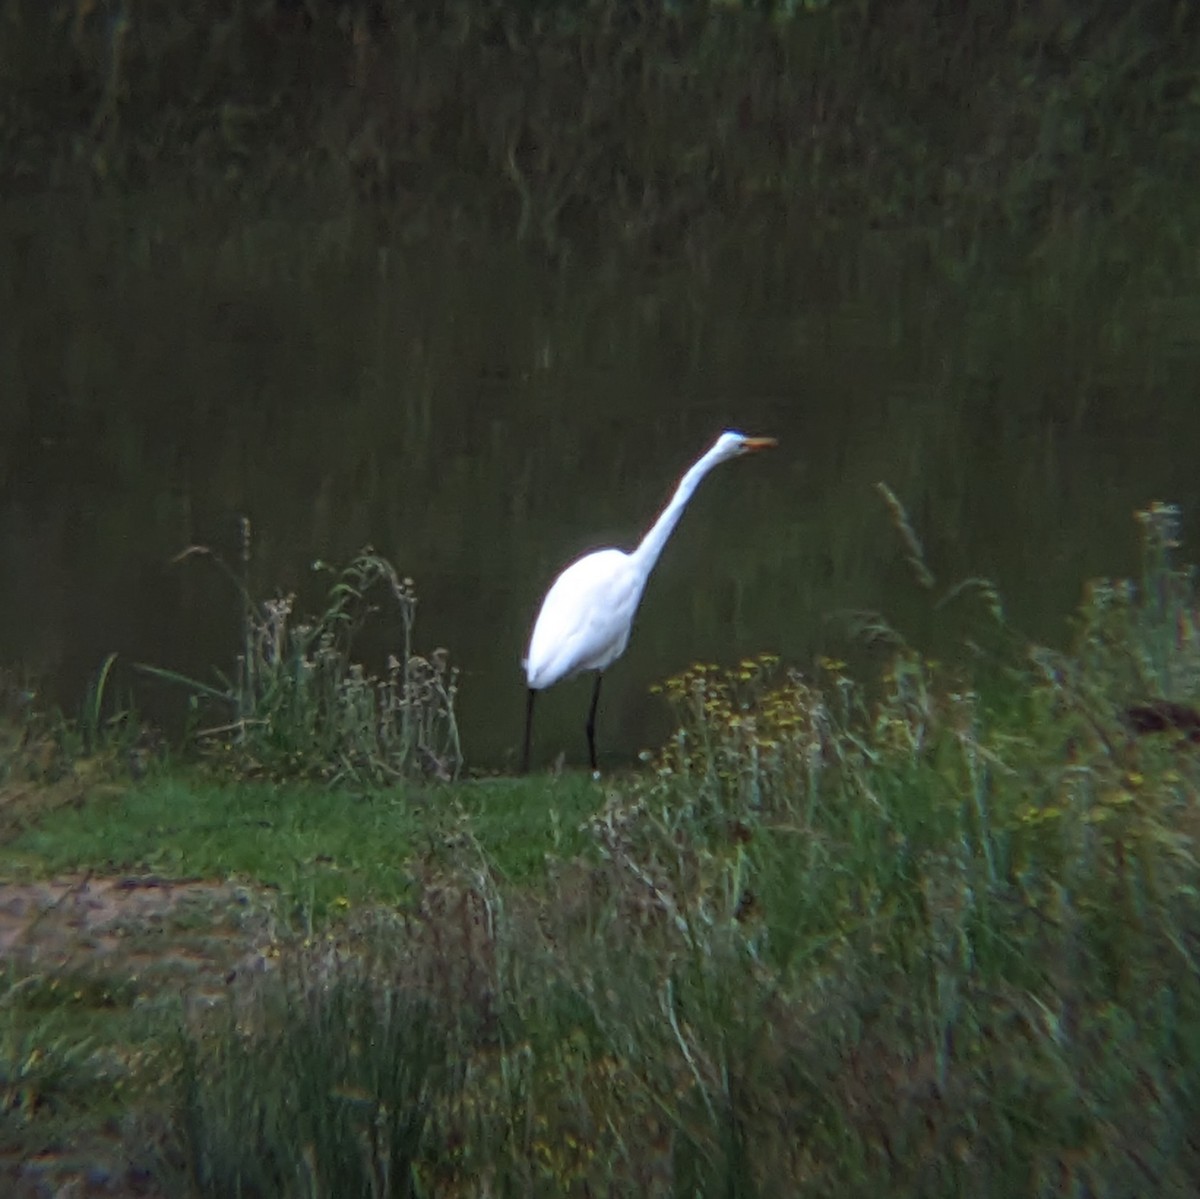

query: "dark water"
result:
(2, 193), (1198, 768)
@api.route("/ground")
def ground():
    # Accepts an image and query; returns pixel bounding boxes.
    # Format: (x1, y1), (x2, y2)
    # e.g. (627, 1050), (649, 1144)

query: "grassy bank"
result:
(3, 504), (1200, 1195)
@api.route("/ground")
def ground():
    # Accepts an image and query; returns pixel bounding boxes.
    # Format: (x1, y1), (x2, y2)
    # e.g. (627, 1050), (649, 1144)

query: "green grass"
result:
(0, 767), (600, 1193)
(1, 909), (216, 1191)
(5, 771), (600, 911)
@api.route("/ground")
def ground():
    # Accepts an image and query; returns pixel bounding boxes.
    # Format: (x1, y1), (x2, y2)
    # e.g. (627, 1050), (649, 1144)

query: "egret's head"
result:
(713, 430), (778, 462)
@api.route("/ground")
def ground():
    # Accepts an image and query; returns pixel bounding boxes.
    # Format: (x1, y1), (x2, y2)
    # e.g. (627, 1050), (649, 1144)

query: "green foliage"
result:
(166, 502), (1200, 1195)
(0, 657), (152, 847)
(0, 972), (101, 1134)
(3, 503), (1198, 1192)
(0, 961), (170, 1190)
(142, 525), (462, 785)
(178, 945), (451, 1199)
(0, 656), (138, 784)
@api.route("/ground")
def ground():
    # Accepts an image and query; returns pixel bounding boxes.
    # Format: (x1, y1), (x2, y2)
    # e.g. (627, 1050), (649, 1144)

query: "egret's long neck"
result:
(628, 446), (724, 578)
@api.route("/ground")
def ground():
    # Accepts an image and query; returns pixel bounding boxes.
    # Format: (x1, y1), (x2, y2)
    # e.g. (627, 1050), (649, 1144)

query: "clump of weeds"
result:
(143, 519), (462, 785)
(615, 498), (1200, 1193)
(0, 656), (153, 842)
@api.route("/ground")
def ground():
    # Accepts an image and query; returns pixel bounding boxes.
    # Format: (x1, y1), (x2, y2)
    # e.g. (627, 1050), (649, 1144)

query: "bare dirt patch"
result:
(1, 874), (279, 1199)
(1, 874), (276, 995)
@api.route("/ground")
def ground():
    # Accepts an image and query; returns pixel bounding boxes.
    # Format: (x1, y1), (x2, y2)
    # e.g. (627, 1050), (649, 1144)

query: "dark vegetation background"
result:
(3, 0), (1198, 262)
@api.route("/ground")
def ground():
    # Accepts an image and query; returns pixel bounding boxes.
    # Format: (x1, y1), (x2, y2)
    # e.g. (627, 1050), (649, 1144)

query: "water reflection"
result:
(1, 196), (1197, 768)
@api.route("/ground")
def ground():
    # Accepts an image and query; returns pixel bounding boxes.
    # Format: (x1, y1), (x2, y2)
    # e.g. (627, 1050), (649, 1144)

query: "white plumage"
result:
(525, 550), (640, 688)
(521, 430), (776, 773)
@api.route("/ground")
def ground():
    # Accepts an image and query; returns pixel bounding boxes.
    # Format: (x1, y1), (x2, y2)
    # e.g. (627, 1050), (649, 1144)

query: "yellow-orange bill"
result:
(742, 436), (778, 451)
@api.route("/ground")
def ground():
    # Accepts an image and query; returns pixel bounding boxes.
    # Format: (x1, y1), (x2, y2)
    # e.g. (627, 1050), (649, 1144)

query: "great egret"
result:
(521, 430), (776, 774)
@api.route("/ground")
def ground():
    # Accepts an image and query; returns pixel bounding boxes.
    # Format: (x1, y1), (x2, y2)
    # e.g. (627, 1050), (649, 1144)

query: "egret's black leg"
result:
(521, 687), (537, 774)
(585, 673), (603, 774)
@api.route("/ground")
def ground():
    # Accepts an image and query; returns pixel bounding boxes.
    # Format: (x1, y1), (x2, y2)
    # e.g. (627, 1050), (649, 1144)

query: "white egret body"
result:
(521, 430), (776, 772)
